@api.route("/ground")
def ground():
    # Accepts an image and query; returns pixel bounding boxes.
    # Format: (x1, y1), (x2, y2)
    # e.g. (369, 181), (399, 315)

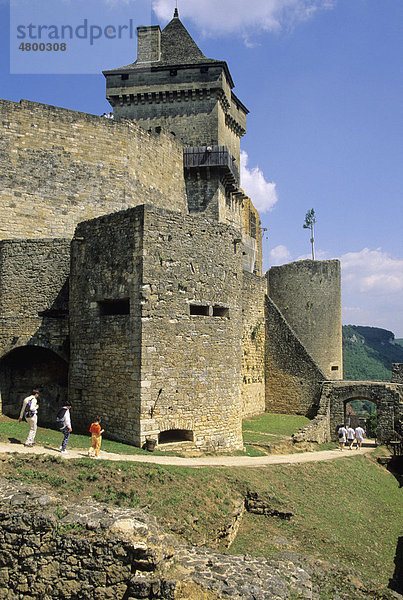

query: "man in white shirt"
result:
(346, 425), (355, 450)
(338, 424), (347, 451)
(355, 426), (365, 450)
(18, 389), (39, 447)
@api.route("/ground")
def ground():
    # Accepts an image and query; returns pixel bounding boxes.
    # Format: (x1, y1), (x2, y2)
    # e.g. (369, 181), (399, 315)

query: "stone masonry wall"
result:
(0, 477), (177, 600)
(265, 297), (326, 417)
(69, 205), (244, 450)
(0, 240), (70, 422)
(392, 364), (403, 385)
(0, 99), (187, 241)
(241, 272), (267, 417)
(241, 196), (262, 276)
(69, 208), (144, 444)
(140, 206), (244, 450)
(325, 381), (402, 442)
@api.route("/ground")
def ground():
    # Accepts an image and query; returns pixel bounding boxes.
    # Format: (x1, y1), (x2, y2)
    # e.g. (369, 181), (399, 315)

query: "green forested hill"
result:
(342, 325), (403, 381)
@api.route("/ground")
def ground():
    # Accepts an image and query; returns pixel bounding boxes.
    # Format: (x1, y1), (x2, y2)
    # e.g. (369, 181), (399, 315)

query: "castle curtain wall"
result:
(140, 206), (244, 450)
(69, 208), (144, 443)
(0, 99), (187, 241)
(265, 296), (326, 418)
(0, 239), (70, 420)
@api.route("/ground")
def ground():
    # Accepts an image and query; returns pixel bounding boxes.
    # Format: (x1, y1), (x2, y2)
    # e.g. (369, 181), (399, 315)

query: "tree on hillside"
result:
(303, 208), (316, 260)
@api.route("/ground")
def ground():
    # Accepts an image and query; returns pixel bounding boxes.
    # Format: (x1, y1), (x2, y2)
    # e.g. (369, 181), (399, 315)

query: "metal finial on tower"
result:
(174, 2), (179, 18)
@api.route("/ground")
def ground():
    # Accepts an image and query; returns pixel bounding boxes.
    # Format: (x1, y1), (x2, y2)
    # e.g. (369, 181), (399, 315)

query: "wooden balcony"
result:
(183, 146), (239, 189)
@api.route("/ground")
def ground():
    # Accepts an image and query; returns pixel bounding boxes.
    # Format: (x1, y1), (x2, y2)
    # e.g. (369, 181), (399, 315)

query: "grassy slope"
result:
(0, 414), (400, 593)
(0, 451), (400, 593)
(242, 413), (310, 436)
(229, 455), (401, 587)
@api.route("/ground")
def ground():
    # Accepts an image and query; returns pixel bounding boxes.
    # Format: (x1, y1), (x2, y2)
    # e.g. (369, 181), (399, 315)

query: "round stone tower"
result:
(267, 259), (343, 380)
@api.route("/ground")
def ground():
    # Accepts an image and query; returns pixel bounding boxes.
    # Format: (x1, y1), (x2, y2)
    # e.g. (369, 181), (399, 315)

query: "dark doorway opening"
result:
(158, 429), (194, 444)
(0, 346), (68, 426)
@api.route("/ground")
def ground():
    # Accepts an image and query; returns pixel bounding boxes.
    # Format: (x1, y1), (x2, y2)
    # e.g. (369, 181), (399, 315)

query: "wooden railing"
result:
(183, 146), (239, 186)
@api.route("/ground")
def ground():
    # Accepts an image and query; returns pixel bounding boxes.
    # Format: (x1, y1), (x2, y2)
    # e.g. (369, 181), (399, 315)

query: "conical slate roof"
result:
(160, 12), (206, 63)
(104, 10), (233, 86)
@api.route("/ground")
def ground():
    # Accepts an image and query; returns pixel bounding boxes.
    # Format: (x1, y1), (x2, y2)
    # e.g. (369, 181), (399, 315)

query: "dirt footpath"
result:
(0, 441), (375, 467)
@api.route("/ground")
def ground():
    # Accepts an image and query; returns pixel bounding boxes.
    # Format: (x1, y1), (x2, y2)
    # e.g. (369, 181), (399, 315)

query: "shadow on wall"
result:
(389, 536), (403, 594)
(0, 345), (68, 426)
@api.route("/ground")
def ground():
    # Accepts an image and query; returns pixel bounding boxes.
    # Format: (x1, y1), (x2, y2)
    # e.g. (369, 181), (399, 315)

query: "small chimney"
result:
(137, 25), (161, 63)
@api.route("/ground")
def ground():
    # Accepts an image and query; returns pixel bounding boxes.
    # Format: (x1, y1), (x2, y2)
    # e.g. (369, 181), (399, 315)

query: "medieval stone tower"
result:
(104, 9), (252, 247)
(268, 260), (343, 380)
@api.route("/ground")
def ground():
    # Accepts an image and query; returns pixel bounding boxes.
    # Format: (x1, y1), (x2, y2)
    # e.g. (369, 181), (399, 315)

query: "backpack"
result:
(24, 400), (35, 420)
(338, 429), (344, 439)
(56, 407), (67, 429)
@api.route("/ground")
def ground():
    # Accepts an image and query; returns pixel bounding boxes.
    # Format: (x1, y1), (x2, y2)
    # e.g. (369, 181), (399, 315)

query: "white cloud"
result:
(240, 150), (278, 213)
(341, 248), (403, 295)
(152, 0), (336, 36)
(340, 248), (403, 336)
(269, 244), (292, 265)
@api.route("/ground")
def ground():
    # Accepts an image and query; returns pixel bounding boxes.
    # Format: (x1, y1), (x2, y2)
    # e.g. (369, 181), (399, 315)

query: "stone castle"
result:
(1, 11), (400, 448)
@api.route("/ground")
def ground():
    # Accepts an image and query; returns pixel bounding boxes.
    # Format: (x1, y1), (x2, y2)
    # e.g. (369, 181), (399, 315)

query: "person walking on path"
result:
(56, 403), (72, 455)
(346, 425), (355, 450)
(88, 417), (104, 458)
(18, 390), (40, 447)
(354, 425), (365, 450)
(338, 424), (347, 451)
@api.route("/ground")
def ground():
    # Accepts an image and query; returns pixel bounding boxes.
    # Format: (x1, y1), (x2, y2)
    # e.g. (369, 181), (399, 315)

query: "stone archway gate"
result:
(293, 380), (402, 445)
(323, 381), (402, 443)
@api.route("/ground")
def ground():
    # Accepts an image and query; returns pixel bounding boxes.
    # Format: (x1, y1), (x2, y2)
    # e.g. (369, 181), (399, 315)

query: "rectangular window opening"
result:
(331, 365), (339, 371)
(190, 304), (209, 316)
(121, 74), (129, 80)
(98, 298), (130, 316)
(213, 306), (229, 317)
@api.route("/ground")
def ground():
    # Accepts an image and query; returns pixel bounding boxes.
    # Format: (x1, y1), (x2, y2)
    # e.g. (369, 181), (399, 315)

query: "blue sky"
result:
(1, 0), (402, 335)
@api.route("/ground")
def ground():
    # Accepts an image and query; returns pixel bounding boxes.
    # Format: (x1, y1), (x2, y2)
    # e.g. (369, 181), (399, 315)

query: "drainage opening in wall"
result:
(159, 429), (194, 444)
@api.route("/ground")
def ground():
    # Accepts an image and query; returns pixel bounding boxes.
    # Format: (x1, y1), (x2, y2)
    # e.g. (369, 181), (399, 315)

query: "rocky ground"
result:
(0, 476), (401, 600)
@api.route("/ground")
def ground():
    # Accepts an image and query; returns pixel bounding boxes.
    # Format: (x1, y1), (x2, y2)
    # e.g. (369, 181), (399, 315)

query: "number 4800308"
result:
(19, 42), (67, 51)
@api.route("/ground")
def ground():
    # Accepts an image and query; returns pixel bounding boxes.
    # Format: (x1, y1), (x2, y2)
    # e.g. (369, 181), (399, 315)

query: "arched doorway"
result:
(325, 382), (400, 443)
(345, 398), (377, 439)
(0, 346), (68, 426)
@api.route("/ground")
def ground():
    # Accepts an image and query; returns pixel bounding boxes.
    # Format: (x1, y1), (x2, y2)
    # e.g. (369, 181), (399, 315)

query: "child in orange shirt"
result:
(88, 417), (104, 458)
